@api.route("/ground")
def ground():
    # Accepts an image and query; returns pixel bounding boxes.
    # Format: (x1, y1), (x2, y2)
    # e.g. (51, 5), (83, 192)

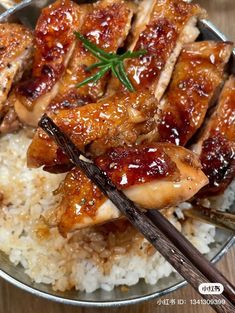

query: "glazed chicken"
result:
(45, 144), (208, 234)
(27, 90), (158, 170)
(108, 0), (206, 99)
(193, 76), (235, 197)
(12, 0), (86, 127)
(12, 0), (134, 127)
(27, 0), (205, 170)
(27, 40), (232, 171)
(0, 23), (33, 133)
(44, 0), (134, 114)
(140, 41), (233, 146)
(0, 0), (234, 237)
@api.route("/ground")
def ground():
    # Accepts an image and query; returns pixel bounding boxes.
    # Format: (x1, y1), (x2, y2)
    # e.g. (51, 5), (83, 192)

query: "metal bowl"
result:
(0, 0), (234, 307)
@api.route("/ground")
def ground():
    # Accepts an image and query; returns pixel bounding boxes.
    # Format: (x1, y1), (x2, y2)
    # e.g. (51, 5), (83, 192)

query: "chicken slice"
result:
(45, 143), (208, 234)
(26, 39), (232, 170)
(45, 0), (135, 113)
(13, 0), (134, 129)
(107, 0), (206, 100)
(193, 76), (235, 197)
(27, 90), (157, 170)
(12, 0), (86, 127)
(140, 41), (233, 146)
(26, 0), (205, 171)
(0, 23), (33, 132)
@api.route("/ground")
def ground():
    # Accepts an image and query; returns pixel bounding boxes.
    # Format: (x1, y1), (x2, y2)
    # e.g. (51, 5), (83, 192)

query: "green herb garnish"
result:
(74, 32), (146, 92)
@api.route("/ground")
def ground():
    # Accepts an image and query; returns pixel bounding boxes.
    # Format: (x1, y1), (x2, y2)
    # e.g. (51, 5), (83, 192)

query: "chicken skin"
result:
(193, 76), (235, 196)
(27, 90), (157, 170)
(108, 0), (206, 100)
(13, 0), (86, 126)
(12, 0), (134, 128)
(0, 23), (33, 133)
(1, 0), (234, 238)
(45, 143), (208, 234)
(27, 0), (206, 171)
(44, 0), (135, 114)
(27, 41), (232, 171)
(141, 41), (233, 146)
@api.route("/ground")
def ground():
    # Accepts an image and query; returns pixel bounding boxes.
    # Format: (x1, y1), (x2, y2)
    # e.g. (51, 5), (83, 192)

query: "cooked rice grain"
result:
(0, 129), (234, 292)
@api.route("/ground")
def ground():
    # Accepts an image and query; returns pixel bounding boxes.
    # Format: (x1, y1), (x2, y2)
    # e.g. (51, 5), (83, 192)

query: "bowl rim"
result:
(0, 0), (32, 16)
(0, 0), (234, 307)
(0, 236), (234, 307)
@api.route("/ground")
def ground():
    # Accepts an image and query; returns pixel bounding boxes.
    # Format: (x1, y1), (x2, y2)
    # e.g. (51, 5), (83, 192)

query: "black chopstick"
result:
(146, 210), (235, 303)
(39, 114), (235, 313)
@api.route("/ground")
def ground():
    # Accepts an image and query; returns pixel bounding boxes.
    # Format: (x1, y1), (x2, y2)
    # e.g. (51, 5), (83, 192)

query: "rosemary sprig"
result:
(74, 32), (146, 92)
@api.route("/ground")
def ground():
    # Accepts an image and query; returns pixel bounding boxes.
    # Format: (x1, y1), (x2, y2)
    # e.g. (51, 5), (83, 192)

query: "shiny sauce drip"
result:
(197, 75), (235, 196)
(57, 169), (106, 235)
(157, 73), (211, 146)
(68, 1), (132, 100)
(126, 18), (177, 90)
(157, 107), (192, 146)
(17, 66), (59, 103)
(157, 40), (234, 146)
(27, 90), (157, 170)
(84, 3), (131, 52)
(17, 0), (78, 102)
(199, 131), (235, 196)
(34, 0), (77, 75)
(95, 145), (178, 189)
(124, 0), (200, 91)
(48, 90), (93, 112)
(58, 144), (179, 234)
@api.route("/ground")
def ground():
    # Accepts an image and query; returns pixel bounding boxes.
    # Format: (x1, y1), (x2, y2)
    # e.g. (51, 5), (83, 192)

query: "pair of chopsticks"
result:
(39, 114), (235, 313)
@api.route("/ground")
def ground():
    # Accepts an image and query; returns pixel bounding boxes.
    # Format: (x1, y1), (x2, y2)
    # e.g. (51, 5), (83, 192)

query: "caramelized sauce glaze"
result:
(27, 0), (203, 170)
(0, 23), (33, 70)
(48, 89), (93, 112)
(157, 41), (233, 146)
(27, 90), (157, 169)
(57, 168), (106, 235)
(95, 145), (178, 188)
(124, 0), (202, 91)
(57, 144), (179, 234)
(199, 132), (235, 196)
(84, 2), (132, 52)
(198, 76), (235, 196)
(16, 0), (80, 102)
(54, 1), (133, 104)
(126, 18), (177, 89)
(17, 66), (59, 104)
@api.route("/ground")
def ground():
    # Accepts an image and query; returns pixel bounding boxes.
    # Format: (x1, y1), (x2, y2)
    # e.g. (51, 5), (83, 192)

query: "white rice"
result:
(0, 129), (234, 293)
